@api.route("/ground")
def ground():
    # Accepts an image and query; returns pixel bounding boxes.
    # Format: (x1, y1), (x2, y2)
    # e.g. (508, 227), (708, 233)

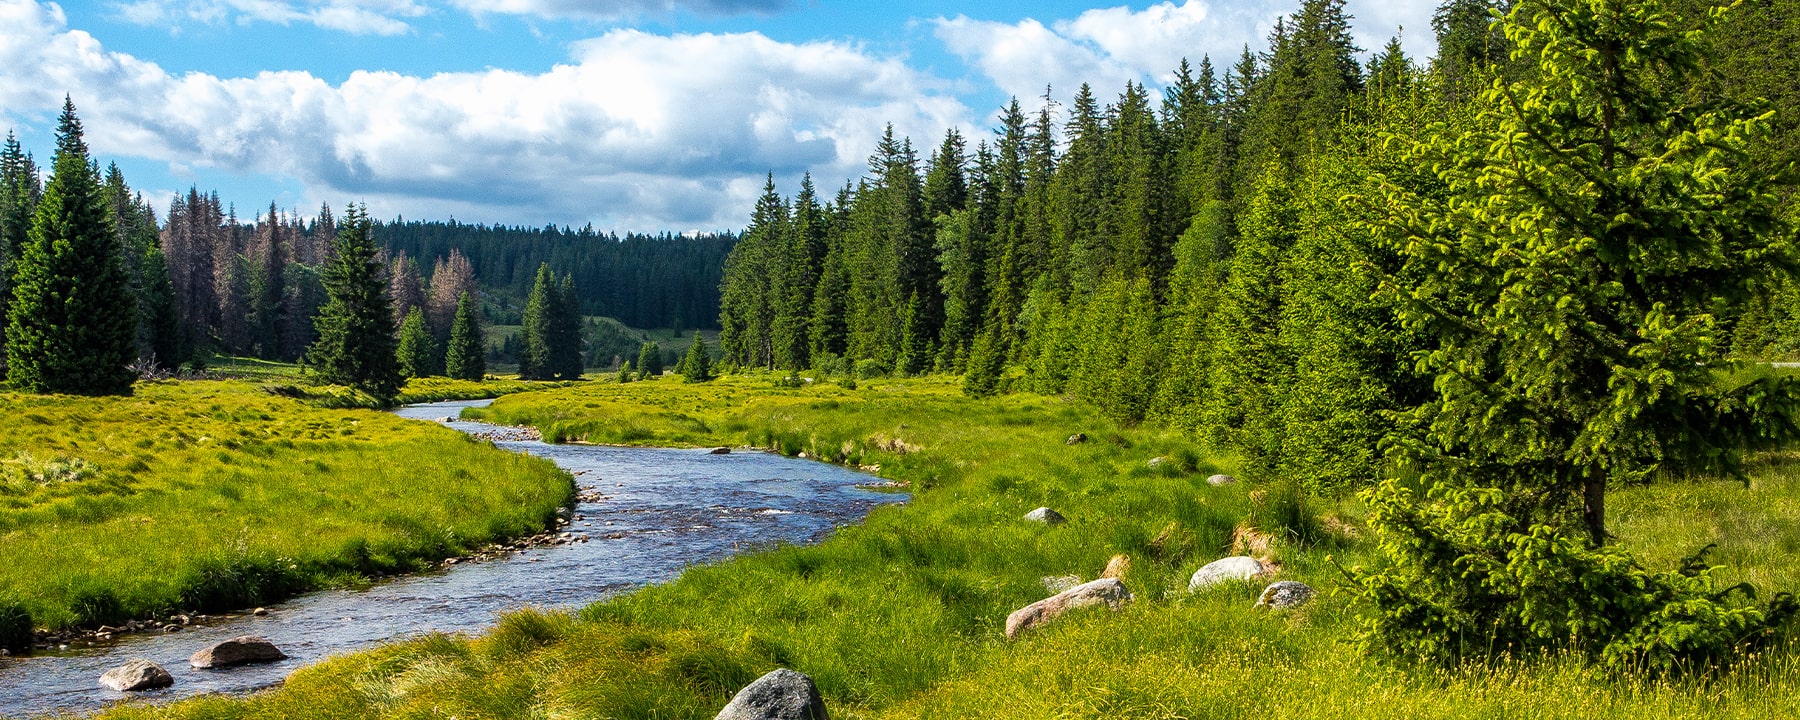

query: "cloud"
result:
(1, 0), (968, 230)
(112, 0), (429, 35)
(935, 0), (1438, 105)
(450, 0), (788, 21)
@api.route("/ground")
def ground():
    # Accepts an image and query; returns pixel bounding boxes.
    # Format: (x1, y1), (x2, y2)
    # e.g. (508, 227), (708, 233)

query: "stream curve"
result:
(0, 399), (902, 717)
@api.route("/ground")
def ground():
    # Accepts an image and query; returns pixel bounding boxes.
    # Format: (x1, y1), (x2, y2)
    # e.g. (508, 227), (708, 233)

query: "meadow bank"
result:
(0, 378), (572, 644)
(80, 375), (1800, 720)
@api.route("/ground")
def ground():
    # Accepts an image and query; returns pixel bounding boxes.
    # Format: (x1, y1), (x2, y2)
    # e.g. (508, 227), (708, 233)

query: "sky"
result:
(0, 0), (1438, 233)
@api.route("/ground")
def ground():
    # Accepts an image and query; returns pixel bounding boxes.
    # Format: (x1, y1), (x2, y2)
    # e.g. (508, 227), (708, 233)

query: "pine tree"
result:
(307, 203), (401, 402)
(396, 306), (440, 378)
(4, 99), (137, 395)
(680, 335), (713, 383)
(1354, 0), (1800, 667)
(444, 291), (486, 381)
(635, 341), (662, 379)
(551, 273), (584, 380)
(518, 263), (556, 380)
(1, 132), (42, 364)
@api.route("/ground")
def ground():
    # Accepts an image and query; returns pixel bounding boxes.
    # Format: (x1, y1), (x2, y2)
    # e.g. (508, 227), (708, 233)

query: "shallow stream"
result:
(0, 399), (901, 716)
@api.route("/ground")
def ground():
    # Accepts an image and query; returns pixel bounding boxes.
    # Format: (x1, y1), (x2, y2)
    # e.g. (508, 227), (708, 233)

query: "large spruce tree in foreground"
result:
(308, 204), (401, 402)
(5, 99), (136, 395)
(444, 291), (485, 381)
(1354, 0), (1800, 670)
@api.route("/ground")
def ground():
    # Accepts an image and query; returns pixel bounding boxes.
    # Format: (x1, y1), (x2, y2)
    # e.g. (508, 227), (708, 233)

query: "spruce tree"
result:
(551, 273), (584, 380)
(518, 263), (556, 380)
(5, 99), (137, 395)
(1, 131), (42, 354)
(680, 335), (713, 383)
(396, 306), (440, 378)
(635, 341), (662, 379)
(444, 291), (486, 381)
(307, 203), (401, 402)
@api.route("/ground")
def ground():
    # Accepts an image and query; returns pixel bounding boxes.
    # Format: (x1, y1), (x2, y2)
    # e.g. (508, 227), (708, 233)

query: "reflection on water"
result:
(0, 399), (902, 716)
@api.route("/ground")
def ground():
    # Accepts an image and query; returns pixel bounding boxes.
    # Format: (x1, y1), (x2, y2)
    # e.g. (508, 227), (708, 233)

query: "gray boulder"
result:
(1065, 433), (1088, 445)
(710, 447), (732, 455)
(1040, 574), (1082, 593)
(1255, 580), (1315, 609)
(715, 668), (828, 720)
(1146, 456), (1168, 468)
(190, 635), (286, 668)
(1005, 578), (1133, 639)
(1206, 474), (1238, 486)
(1188, 556), (1266, 591)
(99, 659), (173, 691)
(1023, 507), (1067, 525)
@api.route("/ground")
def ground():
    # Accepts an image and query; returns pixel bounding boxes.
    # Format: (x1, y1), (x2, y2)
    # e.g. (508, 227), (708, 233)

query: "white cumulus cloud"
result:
(1, 0), (970, 230)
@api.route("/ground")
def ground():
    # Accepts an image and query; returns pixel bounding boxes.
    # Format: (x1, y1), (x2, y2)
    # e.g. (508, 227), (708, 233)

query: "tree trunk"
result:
(1582, 470), (1607, 546)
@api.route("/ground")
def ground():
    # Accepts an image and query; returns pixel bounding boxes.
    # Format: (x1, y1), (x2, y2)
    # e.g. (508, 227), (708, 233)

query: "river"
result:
(0, 399), (902, 717)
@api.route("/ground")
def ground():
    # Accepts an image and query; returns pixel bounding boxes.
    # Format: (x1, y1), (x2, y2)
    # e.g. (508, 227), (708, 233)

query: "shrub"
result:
(0, 597), (31, 651)
(855, 358), (890, 380)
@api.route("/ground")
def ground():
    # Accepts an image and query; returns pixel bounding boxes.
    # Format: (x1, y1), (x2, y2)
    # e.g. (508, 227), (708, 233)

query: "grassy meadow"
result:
(82, 374), (1800, 720)
(0, 379), (573, 635)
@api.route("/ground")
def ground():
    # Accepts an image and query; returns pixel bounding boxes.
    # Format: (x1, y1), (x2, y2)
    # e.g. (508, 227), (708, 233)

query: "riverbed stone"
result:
(1188, 556), (1266, 591)
(190, 635), (286, 668)
(100, 659), (173, 691)
(714, 668), (828, 720)
(1255, 580), (1315, 609)
(1023, 507), (1067, 525)
(1206, 474), (1238, 486)
(1005, 578), (1133, 640)
(710, 447), (732, 455)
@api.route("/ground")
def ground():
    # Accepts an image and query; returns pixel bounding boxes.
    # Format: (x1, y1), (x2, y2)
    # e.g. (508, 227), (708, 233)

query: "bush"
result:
(855, 358), (891, 380)
(0, 597), (31, 651)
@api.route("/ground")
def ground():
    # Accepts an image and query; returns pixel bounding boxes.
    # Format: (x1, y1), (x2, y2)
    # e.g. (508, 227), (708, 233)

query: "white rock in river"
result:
(99, 659), (173, 691)
(1188, 556), (1267, 591)
(715, 668), (828, 720)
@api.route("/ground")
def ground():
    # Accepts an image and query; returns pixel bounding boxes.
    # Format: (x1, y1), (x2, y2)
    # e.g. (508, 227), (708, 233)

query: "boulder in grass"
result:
(1188, 556), (1266, 591)
(1101, 554), (1130, 580)
(1004, 578), (1133, 640)
(715, 668), (828, 720)
(1023, 507), (1066, 525)
(190, 635), (286, 668)
(1041, 574), (1082, 593)
(1066, 433), (1088, 445)
(1206, 474), (1238, 486)
(99, 659), (173, 691)
(1255, 580), (1315, 609)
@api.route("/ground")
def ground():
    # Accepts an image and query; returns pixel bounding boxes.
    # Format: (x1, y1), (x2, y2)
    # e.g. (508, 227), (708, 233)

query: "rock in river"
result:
(710, 447), (732, 455)
(1023, 507), (1067, 525)
(1188, 556), (1267, 591)
(190, 635), (287, 669)
(1005, 578), (1133, 640)
(99, 659), (172, 691)
(1255, 580), (1315, 609)
(715, 668), (828, 720)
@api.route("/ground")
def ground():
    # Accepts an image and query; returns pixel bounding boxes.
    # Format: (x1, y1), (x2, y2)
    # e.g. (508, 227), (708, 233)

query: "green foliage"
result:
(397, 307), (442, 378)
(519, 264), (557, 380)
(636, 341), (663, 379)
(4, 99), (137, 395)
(445, 291), (486, 381)
(679, 335), (713, 383)
(307, 204), (402, 403)
(0, 595), (29, 650)
(1352, 0), (1800, 668)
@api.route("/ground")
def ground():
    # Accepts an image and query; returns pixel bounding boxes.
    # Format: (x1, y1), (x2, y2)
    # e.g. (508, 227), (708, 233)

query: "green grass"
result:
(83, 375), (1800, 719)
(0, 380), (572, 633)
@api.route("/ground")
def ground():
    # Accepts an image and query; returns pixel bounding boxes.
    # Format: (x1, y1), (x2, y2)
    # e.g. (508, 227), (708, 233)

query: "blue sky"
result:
(0, 0), (1437, 232)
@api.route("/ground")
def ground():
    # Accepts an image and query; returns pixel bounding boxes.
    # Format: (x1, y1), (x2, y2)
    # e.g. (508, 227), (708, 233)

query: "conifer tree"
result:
(680, 334), (713, 383)
(635, 341), (663, 379)
(518, 263), (557, 380)
(5, 99), (137, 395)
(396, 306), (440, 378)
(1355, 0), (1800, 668)
(1201, 162), (1297, 472)
(1, 131), (42, 358)
(551, 273), (584, 380)
(307, 203), (401, 401)
(444, 291), (485, 381)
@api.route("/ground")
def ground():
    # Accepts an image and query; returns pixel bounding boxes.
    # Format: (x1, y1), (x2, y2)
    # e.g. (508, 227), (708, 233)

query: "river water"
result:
(0, 399), (902, 717)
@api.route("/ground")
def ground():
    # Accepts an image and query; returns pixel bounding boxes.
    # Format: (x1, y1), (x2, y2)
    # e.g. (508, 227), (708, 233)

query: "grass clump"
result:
(0, 380), (571, 632)
(85, 375), (1800, 719)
